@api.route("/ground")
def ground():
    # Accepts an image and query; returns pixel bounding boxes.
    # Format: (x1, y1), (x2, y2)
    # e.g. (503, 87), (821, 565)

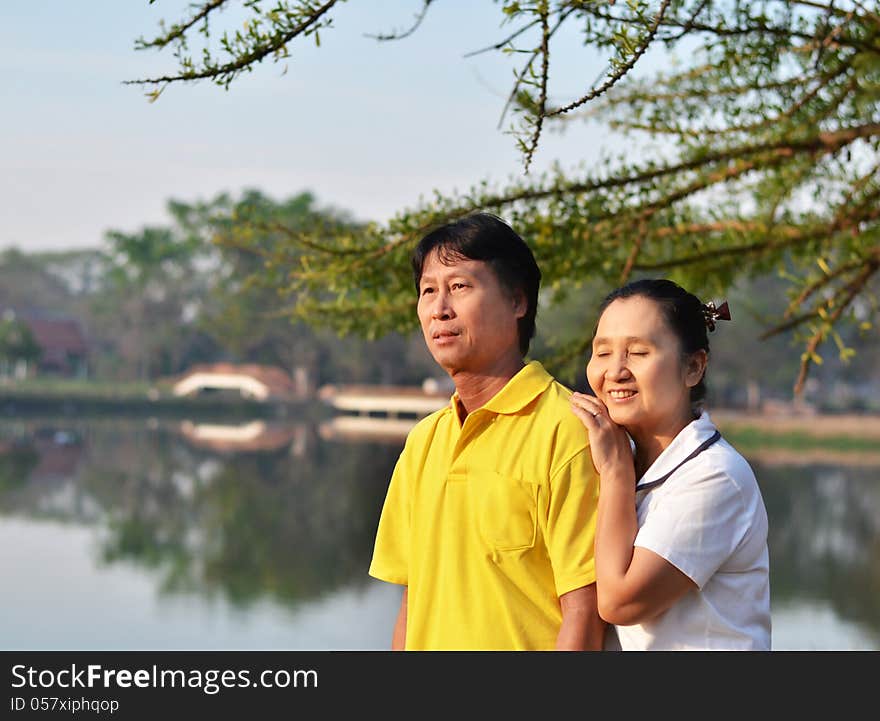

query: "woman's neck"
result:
(630, 409), (697, 478)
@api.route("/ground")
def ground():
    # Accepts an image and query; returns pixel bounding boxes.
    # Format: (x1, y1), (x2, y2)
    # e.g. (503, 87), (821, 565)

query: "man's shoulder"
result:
(402, 404), (451, 448)
(530, 376), (590, 452)
(533, 376), (581, 422)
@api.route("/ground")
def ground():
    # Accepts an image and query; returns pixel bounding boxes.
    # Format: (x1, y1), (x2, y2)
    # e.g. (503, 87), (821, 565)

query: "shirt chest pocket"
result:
(477, 471), (539, 552)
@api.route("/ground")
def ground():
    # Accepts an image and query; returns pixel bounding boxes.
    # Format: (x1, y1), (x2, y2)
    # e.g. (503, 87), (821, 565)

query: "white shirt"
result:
(608, 411), (772, 650)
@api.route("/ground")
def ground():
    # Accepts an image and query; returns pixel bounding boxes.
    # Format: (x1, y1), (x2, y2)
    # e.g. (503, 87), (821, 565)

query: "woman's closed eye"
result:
(592, 349), (648, 357)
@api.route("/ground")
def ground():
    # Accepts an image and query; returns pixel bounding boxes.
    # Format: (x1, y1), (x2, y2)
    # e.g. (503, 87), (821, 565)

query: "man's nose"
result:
(430, 291), (454, 319)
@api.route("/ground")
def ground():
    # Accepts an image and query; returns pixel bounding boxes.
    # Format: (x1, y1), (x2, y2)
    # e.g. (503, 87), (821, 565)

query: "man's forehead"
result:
(421, 251), (489, 277)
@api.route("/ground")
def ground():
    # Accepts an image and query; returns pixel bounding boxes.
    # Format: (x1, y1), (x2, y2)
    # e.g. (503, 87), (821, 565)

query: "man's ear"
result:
(512, 289), (527, 320)
(685, 350), (708, 388)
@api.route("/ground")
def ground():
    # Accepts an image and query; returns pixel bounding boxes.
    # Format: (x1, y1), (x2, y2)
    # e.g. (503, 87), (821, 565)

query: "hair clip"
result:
(703, 300), (731, 332)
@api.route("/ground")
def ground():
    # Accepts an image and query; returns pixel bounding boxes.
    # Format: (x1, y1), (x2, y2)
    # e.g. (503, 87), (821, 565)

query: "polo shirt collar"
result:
(636, 411), (719, 489)
(450, 360), (553, 416)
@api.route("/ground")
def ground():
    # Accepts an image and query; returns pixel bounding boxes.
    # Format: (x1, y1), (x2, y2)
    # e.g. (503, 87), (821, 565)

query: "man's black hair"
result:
(411, 212), (541, 356)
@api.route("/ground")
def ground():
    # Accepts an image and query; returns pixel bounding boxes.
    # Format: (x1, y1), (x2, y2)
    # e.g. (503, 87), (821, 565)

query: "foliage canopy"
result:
(131, 1), (880, 393)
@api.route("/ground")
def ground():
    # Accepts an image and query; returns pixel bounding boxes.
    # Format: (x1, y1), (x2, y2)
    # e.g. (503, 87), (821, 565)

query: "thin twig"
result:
(497, 6), (578, 130)
(547, 0), (672, 117)
(367, 0), (435, 41)
(128, 0), (340, 86)
(792, 256), (880, 394)
(135, 0), (227, 50)
(635, 203), (880, 273)
(464, 17), (541, 58)
(523, 5), (551, 173)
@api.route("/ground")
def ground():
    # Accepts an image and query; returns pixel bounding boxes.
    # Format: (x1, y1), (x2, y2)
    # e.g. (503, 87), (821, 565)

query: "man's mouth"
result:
(432, 330), (460, 344)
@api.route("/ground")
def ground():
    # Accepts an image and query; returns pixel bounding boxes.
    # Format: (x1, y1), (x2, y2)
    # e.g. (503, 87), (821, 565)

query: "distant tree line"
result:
(0, 190), (438, 390)
(1, 187), (878, 409)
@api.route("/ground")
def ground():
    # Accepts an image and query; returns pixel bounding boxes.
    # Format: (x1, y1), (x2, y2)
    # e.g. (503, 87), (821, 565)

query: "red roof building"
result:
(4, 310), (90, 377)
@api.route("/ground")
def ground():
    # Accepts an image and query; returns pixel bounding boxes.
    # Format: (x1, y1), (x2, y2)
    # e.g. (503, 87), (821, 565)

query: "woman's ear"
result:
(685, 350), (708, 388)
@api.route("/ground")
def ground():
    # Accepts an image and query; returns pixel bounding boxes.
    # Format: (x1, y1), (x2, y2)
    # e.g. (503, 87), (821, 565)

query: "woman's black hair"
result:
(596, 278), (713, 411)
(411, 212), (541, 356)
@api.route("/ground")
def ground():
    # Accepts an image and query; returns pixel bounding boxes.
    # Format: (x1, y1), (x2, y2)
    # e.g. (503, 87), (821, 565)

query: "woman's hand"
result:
(569, 392), (634, 481)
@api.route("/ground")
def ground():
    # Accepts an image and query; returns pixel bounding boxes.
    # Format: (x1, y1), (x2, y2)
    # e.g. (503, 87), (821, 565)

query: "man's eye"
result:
(451, 283), (466, 290)
(420, 287), (435, 296)
(629, 351), (648, 356)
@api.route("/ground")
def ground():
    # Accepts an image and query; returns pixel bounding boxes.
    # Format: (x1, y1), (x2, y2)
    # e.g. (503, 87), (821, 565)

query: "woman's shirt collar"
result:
(636, 411), (718, 489)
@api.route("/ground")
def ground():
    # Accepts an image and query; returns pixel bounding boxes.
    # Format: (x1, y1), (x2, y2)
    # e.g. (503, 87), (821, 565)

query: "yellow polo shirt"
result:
(368, 361), (599, 650)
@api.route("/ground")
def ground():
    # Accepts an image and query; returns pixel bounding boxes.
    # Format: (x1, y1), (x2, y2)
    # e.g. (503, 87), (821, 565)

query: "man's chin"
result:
(429, 350), (461, 375)
(435, 362), (462, 378)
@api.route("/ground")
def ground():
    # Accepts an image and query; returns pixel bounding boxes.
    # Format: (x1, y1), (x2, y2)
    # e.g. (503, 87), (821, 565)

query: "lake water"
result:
(1, 414), (877, 651)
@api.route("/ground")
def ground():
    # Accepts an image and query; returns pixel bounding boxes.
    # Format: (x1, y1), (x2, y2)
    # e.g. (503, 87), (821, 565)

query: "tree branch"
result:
(366, 0), (435, 42)
(128, 0), (341, 86)
(791, 254), (880, 394)
(608, 63), (856, 139)
(546, 0), (672, 117)
(634, 203), (880, 273)
(522, 4), (551, 173)
(497, 6), (577, 131)
(135, 0), (228, 50)
(463, 17), (541, 58)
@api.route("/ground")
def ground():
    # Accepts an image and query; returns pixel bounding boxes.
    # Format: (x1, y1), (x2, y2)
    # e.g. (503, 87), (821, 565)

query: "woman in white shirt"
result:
(570, 278), (771, 650)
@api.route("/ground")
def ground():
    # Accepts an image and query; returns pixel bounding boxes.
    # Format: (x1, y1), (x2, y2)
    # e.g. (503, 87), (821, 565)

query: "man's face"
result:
(416, 250), (525, 377)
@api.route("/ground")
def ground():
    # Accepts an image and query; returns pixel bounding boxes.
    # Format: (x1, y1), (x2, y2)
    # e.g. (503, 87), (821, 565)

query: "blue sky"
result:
(1, 1), (626, 252)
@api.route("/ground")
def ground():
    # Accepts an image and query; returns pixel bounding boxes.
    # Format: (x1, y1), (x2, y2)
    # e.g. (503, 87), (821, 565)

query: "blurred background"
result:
(2, 1), (878, 650)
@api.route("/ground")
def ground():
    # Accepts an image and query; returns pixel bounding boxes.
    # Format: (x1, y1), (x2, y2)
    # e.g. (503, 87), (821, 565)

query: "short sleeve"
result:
(545, 449), (600, 597)
(634, 466), (748, 589)
(367, 450), (411, 586)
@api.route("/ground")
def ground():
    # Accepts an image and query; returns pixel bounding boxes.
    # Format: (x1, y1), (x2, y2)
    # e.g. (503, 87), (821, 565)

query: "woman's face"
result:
(586, 295), (704, 436)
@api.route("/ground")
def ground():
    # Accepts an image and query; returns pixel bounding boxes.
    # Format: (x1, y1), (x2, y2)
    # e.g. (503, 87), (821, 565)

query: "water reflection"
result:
(0, 417), (398, 612)
(756, 461), (880, 642)
(0, 415), (877, 650)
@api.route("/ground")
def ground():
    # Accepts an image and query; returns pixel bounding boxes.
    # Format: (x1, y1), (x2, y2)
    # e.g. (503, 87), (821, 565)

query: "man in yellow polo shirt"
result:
(368, 212), (604, 650)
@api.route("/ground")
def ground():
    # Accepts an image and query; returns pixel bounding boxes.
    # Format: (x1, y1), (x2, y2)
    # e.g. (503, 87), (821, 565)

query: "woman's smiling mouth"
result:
(608, 389), (638, 400)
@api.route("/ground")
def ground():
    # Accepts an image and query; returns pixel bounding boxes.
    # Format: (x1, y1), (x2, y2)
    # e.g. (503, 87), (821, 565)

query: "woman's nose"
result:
(606, 356), (632, 380)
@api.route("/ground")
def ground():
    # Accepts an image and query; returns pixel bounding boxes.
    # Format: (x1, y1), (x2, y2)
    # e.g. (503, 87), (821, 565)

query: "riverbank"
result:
(711, 409), (880, 439)
(711, 409), (880, 466)
(0, 381), (325, 421)
(2, 379), (879, 449)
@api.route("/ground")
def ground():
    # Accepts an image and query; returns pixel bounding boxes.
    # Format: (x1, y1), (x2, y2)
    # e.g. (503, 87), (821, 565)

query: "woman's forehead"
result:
(594, 296), (671, 339)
